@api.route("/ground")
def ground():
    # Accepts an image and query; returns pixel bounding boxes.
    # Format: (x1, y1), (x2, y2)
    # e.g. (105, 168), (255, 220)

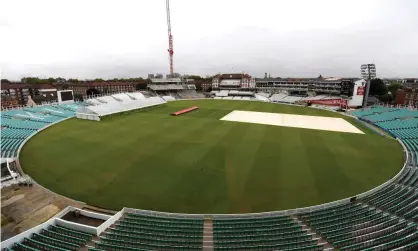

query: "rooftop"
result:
(1, 83), (56, 90)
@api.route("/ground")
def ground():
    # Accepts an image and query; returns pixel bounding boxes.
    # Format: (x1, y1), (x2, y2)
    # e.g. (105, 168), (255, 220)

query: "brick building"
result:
(395, 88), (418, 106)
(212, 73), (256, 90)
(57, 82), (138, 96)
(404, 78), (418, 89)
(1, 83), (57, 109)
(194, 79), (212, 92)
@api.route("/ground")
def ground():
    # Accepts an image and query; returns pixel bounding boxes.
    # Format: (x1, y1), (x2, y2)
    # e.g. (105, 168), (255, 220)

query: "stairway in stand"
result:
(203, 219), (214, 251)
(291, 215), (335, 250)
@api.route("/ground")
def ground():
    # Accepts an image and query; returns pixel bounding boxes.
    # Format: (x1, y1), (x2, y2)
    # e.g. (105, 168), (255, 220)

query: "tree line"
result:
(0, 77), (150, 85)
(369, 78), (403, 103)
(1, 75), (211, 85)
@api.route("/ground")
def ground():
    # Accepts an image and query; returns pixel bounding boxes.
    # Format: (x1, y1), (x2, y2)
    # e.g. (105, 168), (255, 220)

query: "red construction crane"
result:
(166, 0), (174, 78)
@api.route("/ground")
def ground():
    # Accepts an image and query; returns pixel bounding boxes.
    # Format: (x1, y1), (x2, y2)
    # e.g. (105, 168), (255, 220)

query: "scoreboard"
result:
(340, 79), (354, 97)
(57, 90), (74, 104)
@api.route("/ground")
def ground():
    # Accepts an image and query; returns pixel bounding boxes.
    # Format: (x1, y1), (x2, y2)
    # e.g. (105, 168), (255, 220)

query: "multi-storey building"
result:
(194, 79), (212, 92)
(404, 79), (418, 89)
(57, 82), (137, 96)
(255, 77), (345, 94)
(1, 83), (57, 109)
(395, 88), (418, 106)
(212, 73), (256, 90)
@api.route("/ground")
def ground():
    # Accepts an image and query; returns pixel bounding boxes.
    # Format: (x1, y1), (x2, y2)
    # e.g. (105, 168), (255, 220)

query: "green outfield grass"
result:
(20, 100), (404, 213)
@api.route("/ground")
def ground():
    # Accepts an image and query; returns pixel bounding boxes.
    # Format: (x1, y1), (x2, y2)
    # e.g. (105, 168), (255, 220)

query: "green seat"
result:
(32, 233), (79, 250)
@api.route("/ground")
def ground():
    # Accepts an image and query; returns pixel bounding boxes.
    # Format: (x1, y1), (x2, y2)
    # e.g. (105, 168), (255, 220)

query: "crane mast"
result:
(166, 0), (174, 78)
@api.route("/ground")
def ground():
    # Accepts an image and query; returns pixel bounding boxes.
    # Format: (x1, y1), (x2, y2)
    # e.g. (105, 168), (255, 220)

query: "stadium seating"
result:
(256, 92), (271, 98)
(85, 98), (103, 106)
(354, 106), (418, 166)
(212, 215), (324, 250)
(99, 96), (119, 103)
(352, 106), (399, 117)
(296, 199), (418, 250)
(270, 94), (334, 104)
(112, 93), (135, 102)
(254, 94), (270, 102)
(80, 97), (166, 117)
(271, 93), (288, 102)
(6, 224), (93, 251)
(353, 106), (418, 122)
(148, 84), (185, 91)
(178, 90), (205, 99)
(216, 90), (229, 97)
(0, 103), (83, 158)
(94, 212), (204, 251)
(162, 95), (176, 101)
(126, 92), (146, 100)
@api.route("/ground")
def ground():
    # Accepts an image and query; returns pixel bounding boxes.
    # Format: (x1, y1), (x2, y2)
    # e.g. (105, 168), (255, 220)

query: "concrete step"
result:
(203, 219), (214, 251)
(292, 214), (334, 250)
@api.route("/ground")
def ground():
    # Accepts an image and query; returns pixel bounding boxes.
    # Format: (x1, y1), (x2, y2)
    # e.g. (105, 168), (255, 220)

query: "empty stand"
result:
(353, 106), (418, 166)
(162, 95), (176, 101)
(212, 215), (324, 250)
(94, 212), (204, 251)
(7, 224), (93, 251)
(0, 103), (83, 159)
(80, 97), (166, 118)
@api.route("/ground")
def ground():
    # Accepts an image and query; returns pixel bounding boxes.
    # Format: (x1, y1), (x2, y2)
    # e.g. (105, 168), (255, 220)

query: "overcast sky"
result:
(1, 0), (417, 80)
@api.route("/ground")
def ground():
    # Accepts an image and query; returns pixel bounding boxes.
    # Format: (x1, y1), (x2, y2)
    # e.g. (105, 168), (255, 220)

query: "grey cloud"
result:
(2, 0), (418, 80)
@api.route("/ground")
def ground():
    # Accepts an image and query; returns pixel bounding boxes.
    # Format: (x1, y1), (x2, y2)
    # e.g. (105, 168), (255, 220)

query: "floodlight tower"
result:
(166, 0), (174, 78)
(361, 64), (377, 107)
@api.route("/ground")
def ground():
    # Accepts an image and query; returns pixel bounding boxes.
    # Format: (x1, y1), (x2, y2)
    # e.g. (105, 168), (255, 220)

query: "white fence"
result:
(76, 112), (100, 121)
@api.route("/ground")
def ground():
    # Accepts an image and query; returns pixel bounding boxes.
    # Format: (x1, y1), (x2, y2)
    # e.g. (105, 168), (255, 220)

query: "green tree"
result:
(74, 93), (84, 101)
(1, 79), (11, 84)
(47, 77), (56, 84)
(194, 82), (202, 91)
(369, 78), (387, 96)
(135, 83), (147, 90)
(55, 77), (66, 82)
(379, 93), (393, 103)
(21, 77), (54, 85)
(387, 82), (403, 99)
(68, 78), (79, 83)
(21, 77), (40, 84)
(186, 75), (203, 80)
